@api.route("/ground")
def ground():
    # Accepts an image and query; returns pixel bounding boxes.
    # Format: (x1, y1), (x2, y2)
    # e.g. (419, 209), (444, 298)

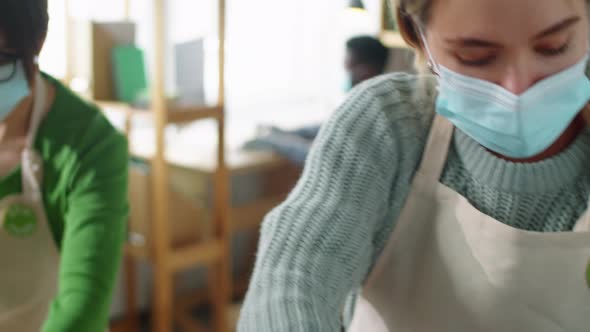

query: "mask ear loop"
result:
(416, 25), (440, 76)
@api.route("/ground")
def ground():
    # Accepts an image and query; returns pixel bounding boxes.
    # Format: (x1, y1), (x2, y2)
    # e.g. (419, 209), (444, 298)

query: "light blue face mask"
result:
(436, 57), (590, 158)
(342, 75), (353, 93)
(419, 29), (590, 159)
(0, 61), (31, 122)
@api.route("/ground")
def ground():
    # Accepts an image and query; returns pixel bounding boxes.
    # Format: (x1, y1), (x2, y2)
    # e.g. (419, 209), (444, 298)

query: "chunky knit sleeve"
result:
(237, 75), (422, 331)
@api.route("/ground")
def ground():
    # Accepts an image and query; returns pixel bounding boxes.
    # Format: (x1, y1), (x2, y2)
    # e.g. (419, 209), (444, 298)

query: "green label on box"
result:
(4, 204), (38, 238)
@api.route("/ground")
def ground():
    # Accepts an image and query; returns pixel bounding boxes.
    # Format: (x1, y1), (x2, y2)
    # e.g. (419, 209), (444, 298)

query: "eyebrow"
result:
(443, 16), (581, 49)
(444, 38), (501, 49)
(533, 16), (580, 40)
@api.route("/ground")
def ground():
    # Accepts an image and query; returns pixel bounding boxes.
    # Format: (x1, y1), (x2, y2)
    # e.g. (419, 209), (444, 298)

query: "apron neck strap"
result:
(21, 73), (47, 201)
(25, 73), (47, 149)
(417, 114), (454, 181)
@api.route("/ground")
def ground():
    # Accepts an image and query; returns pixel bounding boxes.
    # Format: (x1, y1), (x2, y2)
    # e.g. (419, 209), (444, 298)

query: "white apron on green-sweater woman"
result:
(0, 61), (127, 332)
(0, 70), (128, 331)
(0, 69), (118, 332)
(0, 72), (60, 332)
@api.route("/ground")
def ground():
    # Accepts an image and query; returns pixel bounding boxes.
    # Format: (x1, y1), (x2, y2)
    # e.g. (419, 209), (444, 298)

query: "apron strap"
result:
(417, 114), (454, 181)
(21, 73), (47, 201)
(25, 74), (47, 149)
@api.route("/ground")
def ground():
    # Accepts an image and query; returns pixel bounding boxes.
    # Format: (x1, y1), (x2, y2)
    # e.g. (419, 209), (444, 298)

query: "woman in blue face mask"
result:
(0, 1), (128, 332)
(238, 0), (590, 331)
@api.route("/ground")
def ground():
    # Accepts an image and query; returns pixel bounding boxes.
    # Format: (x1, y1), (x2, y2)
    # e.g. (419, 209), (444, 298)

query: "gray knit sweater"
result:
(237, 73), (590, 331)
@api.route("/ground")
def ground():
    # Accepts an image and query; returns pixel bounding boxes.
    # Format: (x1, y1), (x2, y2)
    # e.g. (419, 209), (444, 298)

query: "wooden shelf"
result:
(381, 30), (409, 49)
(129, 144), (292, 176)
(125, 239), (225, 271)
(125, 243), (149, 260)
(176, 291), (242, 332)
(168, 105), (223, 123)
(96, 100), (222, 124)
(230, 194), (287, 232)
(169, 240), (224, 272)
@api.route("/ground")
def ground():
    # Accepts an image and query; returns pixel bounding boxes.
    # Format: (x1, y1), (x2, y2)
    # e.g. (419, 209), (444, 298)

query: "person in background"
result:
(244, 35), (390, 166)
(0, 1), (128, 331)
(239, 0), (590, 331)
(344, 35), (390, 90)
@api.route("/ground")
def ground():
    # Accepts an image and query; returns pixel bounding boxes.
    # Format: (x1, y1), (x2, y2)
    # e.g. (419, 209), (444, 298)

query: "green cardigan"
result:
(0, 74), (128, 332)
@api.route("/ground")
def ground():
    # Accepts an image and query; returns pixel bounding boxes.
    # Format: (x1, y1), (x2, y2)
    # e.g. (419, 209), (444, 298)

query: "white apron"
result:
(0, 74), (60, 332)
(349, 114), (590, 332)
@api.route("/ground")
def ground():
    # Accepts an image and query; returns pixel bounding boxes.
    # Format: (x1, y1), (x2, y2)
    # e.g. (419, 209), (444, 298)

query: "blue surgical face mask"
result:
(0, 61), (31, 122)
(342, 75), (353, 93)
(419, 29), (590, 159)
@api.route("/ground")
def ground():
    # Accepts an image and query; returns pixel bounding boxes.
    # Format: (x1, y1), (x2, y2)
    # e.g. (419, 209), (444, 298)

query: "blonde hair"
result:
(390, 0), (431, 72)
(392, 0), (431, 46)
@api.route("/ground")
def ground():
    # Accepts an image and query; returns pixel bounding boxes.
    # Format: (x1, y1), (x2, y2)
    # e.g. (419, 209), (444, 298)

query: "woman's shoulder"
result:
(311, 72), (438, 205)
(40, 74), (126, 150)
(325, 72), (437, 151)
(358, 71), (437, 122)
(38, 75), (127, 169)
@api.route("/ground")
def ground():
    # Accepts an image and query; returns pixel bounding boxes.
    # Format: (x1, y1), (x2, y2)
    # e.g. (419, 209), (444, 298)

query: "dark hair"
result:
(346, 36), (390, 73)
(0, 0), (49, 81)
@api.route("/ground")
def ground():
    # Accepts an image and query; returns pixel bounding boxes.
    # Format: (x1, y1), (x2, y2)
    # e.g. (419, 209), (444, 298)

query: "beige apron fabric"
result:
(349, 114), (590, 332)
(0, 75), (60, 332)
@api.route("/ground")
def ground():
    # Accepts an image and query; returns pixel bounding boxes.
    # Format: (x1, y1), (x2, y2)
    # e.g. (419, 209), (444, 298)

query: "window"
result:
(40, 0), (67, 78)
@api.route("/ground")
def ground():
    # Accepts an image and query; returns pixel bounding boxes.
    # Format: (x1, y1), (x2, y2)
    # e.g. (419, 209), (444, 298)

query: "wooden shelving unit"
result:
(97, 101), (223, 124)
(141, 1), (230, 331)
(92, 1), (232, 332)
(381, 30), (408, 48)
(65, 1), (302, 331)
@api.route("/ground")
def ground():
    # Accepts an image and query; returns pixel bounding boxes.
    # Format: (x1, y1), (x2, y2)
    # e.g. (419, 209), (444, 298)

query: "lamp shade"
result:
(349, 0), (365, 10)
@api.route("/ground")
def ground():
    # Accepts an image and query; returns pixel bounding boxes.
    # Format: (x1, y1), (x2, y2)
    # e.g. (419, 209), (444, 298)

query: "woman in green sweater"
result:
(239, 0), (590, 331)
(0, 1), (128, 331)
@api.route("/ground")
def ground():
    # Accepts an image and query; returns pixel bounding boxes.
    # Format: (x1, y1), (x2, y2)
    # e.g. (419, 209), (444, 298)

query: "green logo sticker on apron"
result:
(4, 203), (38, 238)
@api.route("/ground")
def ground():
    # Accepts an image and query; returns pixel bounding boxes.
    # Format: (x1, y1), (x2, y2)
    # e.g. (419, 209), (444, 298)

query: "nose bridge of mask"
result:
(439, 66), (519, 108)
(437, 81), (522, 135)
